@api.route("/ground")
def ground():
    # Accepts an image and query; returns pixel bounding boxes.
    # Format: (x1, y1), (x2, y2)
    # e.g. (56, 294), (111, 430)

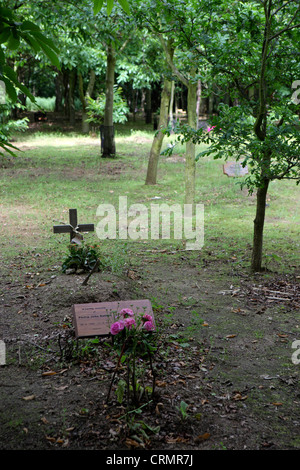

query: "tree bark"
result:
(55, 71), (64, 113)
(102, 43), (116, 158)
(145, 87), (152, 124)
(63, 69), (69, 118)
(78, 70), (96, 134)
(185, 75), (197, 205)
(196, 80), (201, 124)
(251, 178), (270, 272)
(145, 77), (173, 185)
(169, 80), (175, 131)
(68, 69), (76, 126)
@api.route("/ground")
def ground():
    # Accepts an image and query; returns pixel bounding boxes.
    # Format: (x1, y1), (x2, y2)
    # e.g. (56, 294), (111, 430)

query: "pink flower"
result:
(143, 320), (155, 331)
(124, 317), (136, 329)
(207, 126), (216, 132)
(142, 314), (153, 323)
(120, 308), (134, 318)
(110, 321), (125, 335)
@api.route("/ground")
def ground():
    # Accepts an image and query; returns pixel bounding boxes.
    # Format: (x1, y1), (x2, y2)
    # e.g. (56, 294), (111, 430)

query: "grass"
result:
(0, 121), (299, 273)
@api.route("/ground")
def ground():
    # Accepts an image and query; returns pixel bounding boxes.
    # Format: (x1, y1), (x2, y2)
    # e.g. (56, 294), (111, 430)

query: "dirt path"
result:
(0, 249), (299, 451)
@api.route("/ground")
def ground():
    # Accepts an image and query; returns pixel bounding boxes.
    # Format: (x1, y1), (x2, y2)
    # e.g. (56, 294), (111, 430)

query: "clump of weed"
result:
(62, 243), (105, 273)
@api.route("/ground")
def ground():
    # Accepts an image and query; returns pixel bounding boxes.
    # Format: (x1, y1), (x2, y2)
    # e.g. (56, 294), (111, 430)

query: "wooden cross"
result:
(53, 209), (94, 244)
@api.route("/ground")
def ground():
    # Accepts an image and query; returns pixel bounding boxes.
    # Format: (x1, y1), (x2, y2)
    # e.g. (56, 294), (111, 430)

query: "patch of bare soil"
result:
(0, 248), (299, 454)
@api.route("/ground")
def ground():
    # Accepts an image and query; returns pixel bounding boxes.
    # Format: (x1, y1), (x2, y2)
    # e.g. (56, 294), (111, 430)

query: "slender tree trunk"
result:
(102, 44), (116, 158)
(169, 80), (175, 131)
(196, 80), (201, 125)
(55, 71), (64, 113)
(251, 5), (272, 271)
(145, 87), (152, 124)
(251, 178), (269, 272)
(68, 69), (76, 126)
(78, 70), (96, 134)
(158, 34), (198, 206)
(185, 76), (197, 205)
(63, 69), (69, 118)
(145, 77), (173, 185)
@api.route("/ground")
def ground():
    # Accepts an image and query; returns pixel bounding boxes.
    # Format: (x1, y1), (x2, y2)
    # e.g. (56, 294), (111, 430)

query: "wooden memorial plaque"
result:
(72, 299), (154, 338)
(223, 161), (248, 177)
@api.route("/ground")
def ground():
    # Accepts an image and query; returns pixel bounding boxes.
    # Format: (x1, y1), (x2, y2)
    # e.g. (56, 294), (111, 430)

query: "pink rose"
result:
(124, 317), (136, 329)
(110, 321), (125, 335)
(142, 314), (153, 323)
(120, 308), (134, 318)
(143, 320), (155, 331)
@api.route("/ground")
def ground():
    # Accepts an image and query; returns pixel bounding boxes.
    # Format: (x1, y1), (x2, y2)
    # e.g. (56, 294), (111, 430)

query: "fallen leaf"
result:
(42, 371), (57, 376)
(226, 334), (237, 339)
(125, 438), (143, 448)
(166, 436), (190, 443)
(156, 380), (167, 387)
(195, 432), (211, 442)
(272, 402), (283, 406)
(22, 395), (35, 401)
(232, 393), (248, 401)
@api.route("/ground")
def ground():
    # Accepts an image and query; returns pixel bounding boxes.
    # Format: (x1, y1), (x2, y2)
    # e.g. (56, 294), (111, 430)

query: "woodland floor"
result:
(0, 249), (299, 454)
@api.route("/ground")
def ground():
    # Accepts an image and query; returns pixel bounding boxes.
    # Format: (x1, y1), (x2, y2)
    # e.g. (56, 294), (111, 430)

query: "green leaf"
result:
(0, 141), (21, 158)
(93, 0), (104, 14)
(19, 20), (41, 32)
(29, 30), (59, 54)
(0, 48), (5, 65)
(1, 76), (17, 102)
(35, 39), (60, 69)
(0, 6), (14, 20)
(23, 33), (41, 54)
(3, 65), (36, 102)
(118, 0), (130, 14)
(107, 0), (114, 15)
(7, 33), (20, 50)
(116, 379), (126, 404)
(0, 27), (10, 44)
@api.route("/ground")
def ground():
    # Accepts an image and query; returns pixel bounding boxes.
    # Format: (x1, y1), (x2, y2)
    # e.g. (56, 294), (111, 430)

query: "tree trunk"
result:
(251, 178), (270, 272)
(158, 34), (198, 206)
(63, 69), (69, 118)
(169, 80), (175, 131)
(68, 69), (76, 126)
(55, 71), (64, 113)
(78, 70), (96, 134)
(196, 80), (201, 125)
(145, 77), (173, 185)
(185, 76), (198, 205)
(145, 87), (152, 124)
(102, 44), (116, 158)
